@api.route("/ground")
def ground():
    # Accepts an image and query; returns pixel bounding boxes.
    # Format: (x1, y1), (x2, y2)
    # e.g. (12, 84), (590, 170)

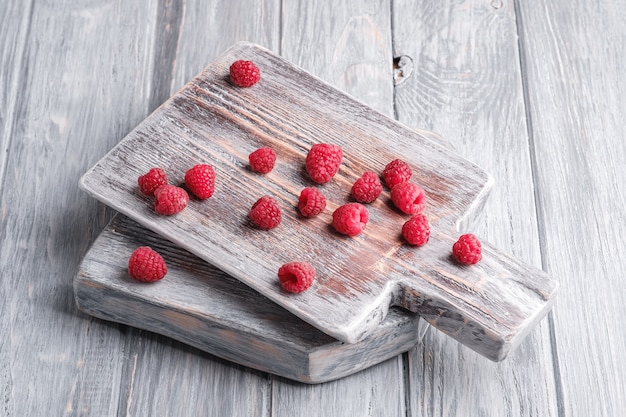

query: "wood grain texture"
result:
(167, 0), (281, 95)
(518, 1), (626, 415)
(109, 2), (283, 416)
(0, 1), (160, 415)
(80, 42), (556, 360)
(4, 0), (623, 415)
(392, 0), (560, 415)
(274, 3), (412, 415)
(76, 214), (425, 383)
(0, 3), (34, 416)
(280, 0), (395, 118)
(0, 0), (32, 179)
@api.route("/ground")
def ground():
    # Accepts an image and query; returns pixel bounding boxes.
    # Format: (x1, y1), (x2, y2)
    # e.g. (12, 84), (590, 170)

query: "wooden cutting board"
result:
(75, 214), (427, 383)
(79, 42), (558, 361)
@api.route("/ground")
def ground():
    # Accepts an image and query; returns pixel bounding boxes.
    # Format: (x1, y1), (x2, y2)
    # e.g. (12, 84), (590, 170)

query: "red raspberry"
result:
(351, 171), (382, 203)
(185, 164), (215, 199)
(128, 246), (167, 282)
(297, 187), (326, 218)
(278, 262), (316, 293)
(305, 143), (343, 184)
(332, 203), (369, 237)
(402, 214), (430, 246)
(382, 159), (412, 189)
(138, 168), (167, 196)
(229, 60), (261, 87)
(249, 147), (276, 174)
(452, 234), (482, 265)
(249, 196), (282, 230)
(390, 182), (426, 214)
(154, 185), (189, 215)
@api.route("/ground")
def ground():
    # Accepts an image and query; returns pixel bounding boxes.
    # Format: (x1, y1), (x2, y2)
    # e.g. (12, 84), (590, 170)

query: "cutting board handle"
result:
(392, 230), (558, 361)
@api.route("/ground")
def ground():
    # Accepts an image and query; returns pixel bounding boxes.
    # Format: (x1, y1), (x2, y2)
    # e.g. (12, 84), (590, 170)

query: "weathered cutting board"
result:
(75, 214), (428, 383)
(79, 42), (558, 361)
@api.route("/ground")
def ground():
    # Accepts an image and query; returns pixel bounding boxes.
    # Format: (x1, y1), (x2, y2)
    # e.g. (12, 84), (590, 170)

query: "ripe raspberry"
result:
(351, 171), (382, 203)
(249, 147), (276, 174)
(452, 234), (482, 265)
(332, 203), (369, 237)
(297, 187), (326, 217)
(382, 159), (412, 189)
(229, 60), (261, 87)
(305, 143), (343, 184)
(278, 262), (316, 293)
(390, 182), (426, 214)
(249, 196), (282, 230)
(138, 168), (167, 196)
(128, 246), (167, 282)
(402, 214), (430, 246)
(184, 164), (215, 200)
(154, 185), (189, 215)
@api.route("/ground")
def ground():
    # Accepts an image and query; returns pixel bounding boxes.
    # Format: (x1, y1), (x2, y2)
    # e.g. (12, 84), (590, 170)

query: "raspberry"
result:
(452, 234), (482, 265)
(128, 246), (167, 282)
(382, 159), (412, 189)
(154, 185), (189, 215)
(278, 262), (316, 293)
(305, 143), (343, 184)
(184, 164), (215, 200)
(249, 196), (282, 230)
(390, 182), (426, 214)
(332, 203), (369, 237)
(297, 187), (326, 218)
(138, 168), (167, 196)
(249, 147), (276, 174)
(402, 214), (430, 246)
(229, 60), (261, 87)
(351, 171), (382, 203)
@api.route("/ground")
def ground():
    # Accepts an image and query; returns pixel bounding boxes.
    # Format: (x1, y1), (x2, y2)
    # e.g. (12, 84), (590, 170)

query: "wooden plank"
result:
(280, 1), (395, 118)
(273, 3), (408, 415)
(166, 0), (281, 94)
(0, 0), (32, 178)
(0, 0), (161, 415)
(273, 359), (407, 417)
(111, 2), (283, 415)
(0, 6), (34, 410)
(75, 214), (425, 383)
(80, 42), (556, 360)
(517, 1), (626, 415)
(118, 335), (272, 417)
(392, 0), (560, 415)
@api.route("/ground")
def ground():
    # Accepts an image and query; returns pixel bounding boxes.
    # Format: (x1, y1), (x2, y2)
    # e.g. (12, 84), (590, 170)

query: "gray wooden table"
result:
(1, 1), (624, 416)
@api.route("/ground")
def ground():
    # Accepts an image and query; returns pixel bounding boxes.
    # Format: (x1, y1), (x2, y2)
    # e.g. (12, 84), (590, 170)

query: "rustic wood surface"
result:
(75, 213), (427, 383)
(393, 2), (561, 415)
(79, 42), (556, 360)
(1, 0), (624, 416)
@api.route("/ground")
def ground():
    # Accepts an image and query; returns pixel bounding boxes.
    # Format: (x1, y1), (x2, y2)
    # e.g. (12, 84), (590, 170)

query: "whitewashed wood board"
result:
(75, 214), (428, 383)
(79, 42), (558, 360)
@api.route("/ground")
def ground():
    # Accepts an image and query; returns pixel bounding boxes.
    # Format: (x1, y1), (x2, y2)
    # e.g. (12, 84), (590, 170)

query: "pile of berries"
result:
(128, 59), (482, 288)
(137, 163), (215, 216)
